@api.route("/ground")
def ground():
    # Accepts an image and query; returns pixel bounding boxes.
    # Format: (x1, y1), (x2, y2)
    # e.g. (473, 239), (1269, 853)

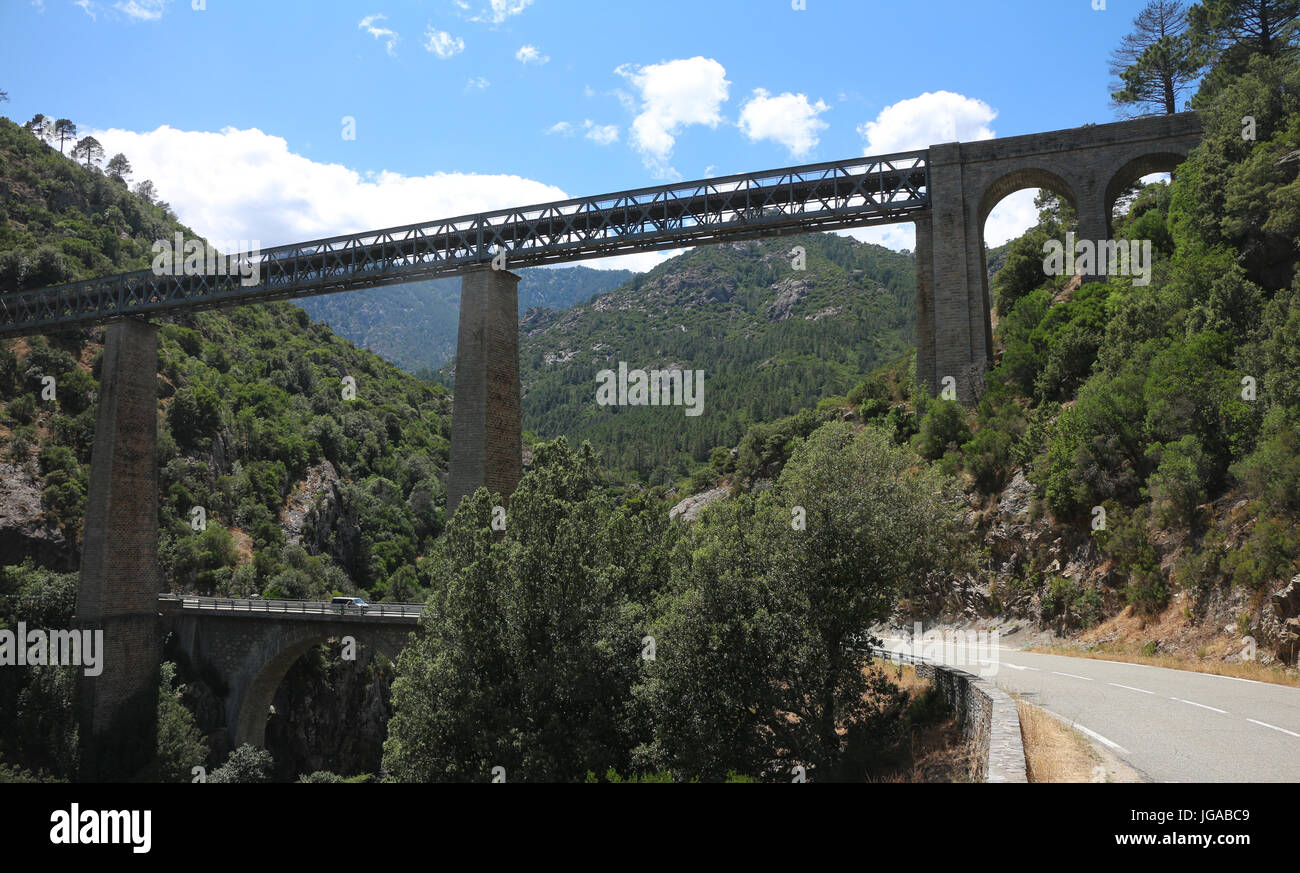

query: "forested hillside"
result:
(0, 113), (459, 780)
(298, 265), (633, 375)
(0, 116), (452, 602)
(514, 232), (917, 480)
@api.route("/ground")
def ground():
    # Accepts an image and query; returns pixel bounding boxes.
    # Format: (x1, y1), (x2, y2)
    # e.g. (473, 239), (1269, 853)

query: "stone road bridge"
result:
(159, 595), (424, 749)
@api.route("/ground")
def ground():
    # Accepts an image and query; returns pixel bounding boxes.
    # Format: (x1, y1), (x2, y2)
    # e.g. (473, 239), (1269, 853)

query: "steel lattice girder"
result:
(0, 150), (929, 338)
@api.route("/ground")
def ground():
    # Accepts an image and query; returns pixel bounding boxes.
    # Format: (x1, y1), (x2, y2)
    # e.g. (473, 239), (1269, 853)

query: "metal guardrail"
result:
(158, 594), (425, 619)
(0, 150), (929, 337)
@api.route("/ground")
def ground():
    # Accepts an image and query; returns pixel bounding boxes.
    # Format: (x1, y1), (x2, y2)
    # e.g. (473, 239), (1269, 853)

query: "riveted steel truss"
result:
(0, 150), (929, 337)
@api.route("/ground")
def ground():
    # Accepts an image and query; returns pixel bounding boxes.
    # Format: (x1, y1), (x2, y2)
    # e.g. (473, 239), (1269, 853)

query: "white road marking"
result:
(1208, 674), (1269, 686)
(1107, 682), (1154, 695)
(1247, 718), (1300, 738)
(1052, 671), (1094, 681)
(1072, 723), (1130, 754)
(1170, 697), (1228, 714)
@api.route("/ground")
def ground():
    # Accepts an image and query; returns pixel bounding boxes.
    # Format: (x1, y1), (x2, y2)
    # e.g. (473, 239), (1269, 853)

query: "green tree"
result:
(384, 438), (648, 782)
(105, 153), (132, 182)
(167, 384), (222, 449)
(1191, 0), (1300, 59)
(767, 423), (962, 779)
(635, 494), (793, 780)
(154, 662), (207, 783)
(1111, 1), (1202, 115)
(914, 398), (971, 460)
(53, 119), (76, 155)
(70, 136), (104, 170)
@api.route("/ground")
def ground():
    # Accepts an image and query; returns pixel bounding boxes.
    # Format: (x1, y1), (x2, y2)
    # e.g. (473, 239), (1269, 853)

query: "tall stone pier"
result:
(75, 318), (161, 780)
(447, 267), (522, 516)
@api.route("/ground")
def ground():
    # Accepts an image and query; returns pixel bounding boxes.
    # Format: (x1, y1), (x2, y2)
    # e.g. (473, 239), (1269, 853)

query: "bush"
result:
(1146, 435), (1211, 530)
(298, 770), (345, 783)
(1099, 506), (1166, 615)
(1223, 515), (1300, 592)
(1231, 408), (1300, 515)
(914, 399), (970, 461)
(208, 744), (274, 783)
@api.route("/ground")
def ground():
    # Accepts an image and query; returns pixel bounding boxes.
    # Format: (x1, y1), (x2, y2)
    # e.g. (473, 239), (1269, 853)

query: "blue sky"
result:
(2, 0), (1158, 267)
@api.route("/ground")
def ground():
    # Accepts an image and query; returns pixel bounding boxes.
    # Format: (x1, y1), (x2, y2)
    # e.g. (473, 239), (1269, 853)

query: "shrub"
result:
(914, 399), (971, 461)
(1146, 435), (1211, 530)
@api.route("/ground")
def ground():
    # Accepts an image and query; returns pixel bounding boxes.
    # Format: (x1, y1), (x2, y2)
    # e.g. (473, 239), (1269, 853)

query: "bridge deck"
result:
(0, 151), (929, 337)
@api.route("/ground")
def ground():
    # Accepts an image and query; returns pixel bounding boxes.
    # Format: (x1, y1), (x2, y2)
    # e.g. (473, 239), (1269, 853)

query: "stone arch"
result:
(972, 166), (1080, 344)
(232, 626), (407, 749)
(1103, 151), (1190, 222)
(977, 166), (1079, 233)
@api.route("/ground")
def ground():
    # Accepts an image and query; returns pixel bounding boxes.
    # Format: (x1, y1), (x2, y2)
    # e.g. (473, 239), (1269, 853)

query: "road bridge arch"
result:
(161, 599), (420, 749)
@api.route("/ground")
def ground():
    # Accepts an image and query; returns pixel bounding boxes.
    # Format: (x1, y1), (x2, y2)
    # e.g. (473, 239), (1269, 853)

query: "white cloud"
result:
(857, 90), (997, 155)
(114, 0), (168, 21)
(469, 0), (533, 24)
(616, 57), (730, 178)
(425, 28), (465, 59)
(515, 44), (549, 65)
(466, 76), (491, 90)
(74, 0), (96, 19)
(358, 14), (399, 56)
(983, 189), (1040, 247)
(583, 121), (619, 146)
(86, 125), (570, 250)
(588, 249), (684, 273)
(545, 121), (573, 136)
(839, 225), (915, 252)
(844, 91), (1039, 250)
(737, 89), (829, 158)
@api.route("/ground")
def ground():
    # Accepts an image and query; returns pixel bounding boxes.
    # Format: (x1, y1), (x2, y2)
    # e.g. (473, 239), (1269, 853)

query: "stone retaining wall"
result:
(916, 662), (1027, 783)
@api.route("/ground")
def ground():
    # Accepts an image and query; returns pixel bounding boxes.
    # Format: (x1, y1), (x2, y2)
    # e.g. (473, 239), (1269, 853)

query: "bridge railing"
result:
(159, 593), (425, 618)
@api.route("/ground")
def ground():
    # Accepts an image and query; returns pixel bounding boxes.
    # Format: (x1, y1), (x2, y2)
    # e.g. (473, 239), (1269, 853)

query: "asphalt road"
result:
(879, 637), (1300, 782)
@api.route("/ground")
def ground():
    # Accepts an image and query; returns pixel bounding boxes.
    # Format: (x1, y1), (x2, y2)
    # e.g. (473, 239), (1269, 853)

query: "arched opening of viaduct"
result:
(914, 112), (1201, 403)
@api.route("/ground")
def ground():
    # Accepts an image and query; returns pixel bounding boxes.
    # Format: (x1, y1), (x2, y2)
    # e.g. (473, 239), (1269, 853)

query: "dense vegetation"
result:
(0, 115), (456, 603)
(383, 430), (965, 782)
(514, 232), (917, 481)
(679, 3), (1300, 633)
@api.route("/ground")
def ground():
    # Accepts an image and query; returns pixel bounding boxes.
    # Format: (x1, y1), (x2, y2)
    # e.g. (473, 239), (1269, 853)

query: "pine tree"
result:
(1110, 1), (1202, 115)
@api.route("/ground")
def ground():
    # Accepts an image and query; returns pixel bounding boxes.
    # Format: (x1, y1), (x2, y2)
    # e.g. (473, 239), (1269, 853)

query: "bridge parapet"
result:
(159, 594), (423, 624)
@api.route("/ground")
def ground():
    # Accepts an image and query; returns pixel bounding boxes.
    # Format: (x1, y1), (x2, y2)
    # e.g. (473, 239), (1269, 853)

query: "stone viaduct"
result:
(0, 111), (1203, 776)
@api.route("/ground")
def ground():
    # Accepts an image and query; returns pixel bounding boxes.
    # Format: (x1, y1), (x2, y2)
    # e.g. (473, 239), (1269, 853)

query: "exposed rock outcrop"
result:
(283, 461), (340, 547)
(0, 462), (76, 570)
(1263, 575), (1300, 665)
(765, 277), (810, 321)
(668, 485), (729, 523)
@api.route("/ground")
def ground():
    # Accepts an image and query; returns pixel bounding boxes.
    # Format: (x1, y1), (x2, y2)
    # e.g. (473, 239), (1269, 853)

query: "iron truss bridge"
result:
(0, 150), (929, 337)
